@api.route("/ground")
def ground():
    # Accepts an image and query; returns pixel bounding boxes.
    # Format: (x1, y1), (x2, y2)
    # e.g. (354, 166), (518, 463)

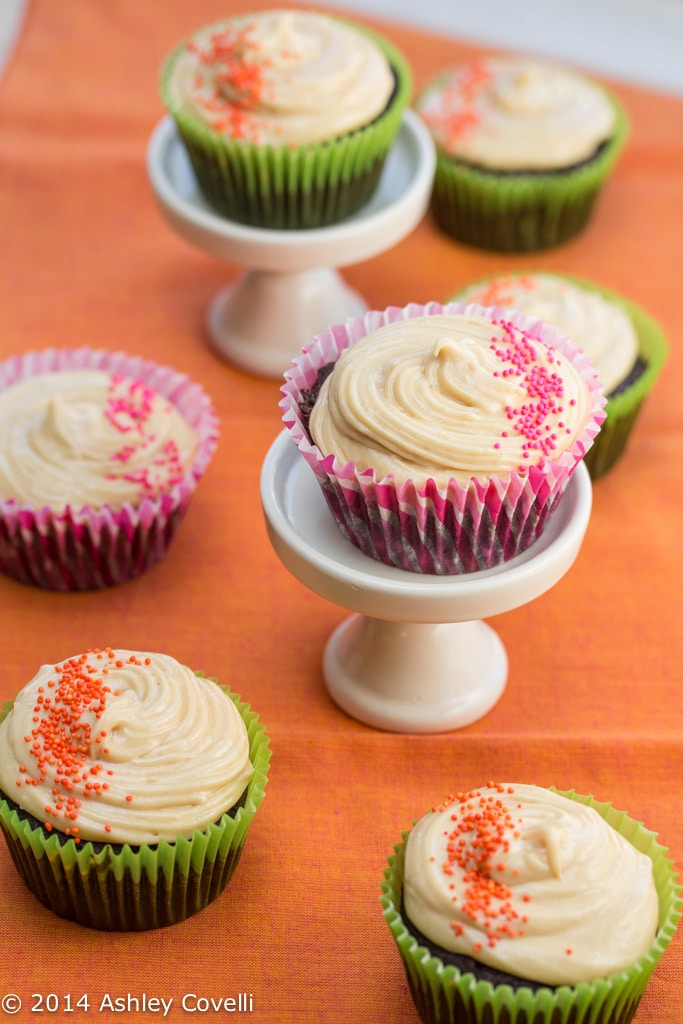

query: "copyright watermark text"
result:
(1, 992), (254, 1015)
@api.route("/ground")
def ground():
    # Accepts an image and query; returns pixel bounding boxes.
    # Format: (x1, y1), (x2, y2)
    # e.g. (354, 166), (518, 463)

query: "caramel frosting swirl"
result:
(309, 314), (594, 487)
(404, 784), (659, 986)
(457, 275), (638, 395)
(0, 370), (197, 512)
(0, 650), (253, 845)
(418, 57), (615, 169)
(166, 10), (395, 145)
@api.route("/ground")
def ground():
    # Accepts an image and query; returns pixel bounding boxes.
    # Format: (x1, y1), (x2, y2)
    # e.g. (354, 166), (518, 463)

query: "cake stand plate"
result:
(147, 113), (436, 379)
(261, 431), (593, 733)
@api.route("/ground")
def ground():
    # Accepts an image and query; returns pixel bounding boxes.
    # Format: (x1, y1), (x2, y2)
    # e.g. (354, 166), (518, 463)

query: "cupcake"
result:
(415, 56), (628, 252)
(381, 782), (681, 1024)
(0, 648), (271, 930)
(0, 348), (218, 590)
(451, 274), (668, 478)
(160, 9), (412, 229)
(280, 301), (605, 575)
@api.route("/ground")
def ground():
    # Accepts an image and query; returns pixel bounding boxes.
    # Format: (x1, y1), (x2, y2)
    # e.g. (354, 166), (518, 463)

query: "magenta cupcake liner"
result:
(0, 348), (218, 590)
(280, 302), (605, 574)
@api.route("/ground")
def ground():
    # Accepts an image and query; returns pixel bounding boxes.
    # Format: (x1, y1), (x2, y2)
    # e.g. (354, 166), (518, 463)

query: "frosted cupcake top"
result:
(0, 369), (197, 512)
(417, 57), (616, 170)
(309, 313), (597, 487)
(164, 9), (395, 146)
(456, 275), (638, 395)
(0, 649), (253, 845)
(404, 783), (659, 986)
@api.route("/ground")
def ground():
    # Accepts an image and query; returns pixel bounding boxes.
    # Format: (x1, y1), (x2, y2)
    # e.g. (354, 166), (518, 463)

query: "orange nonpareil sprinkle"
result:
(464, 275), (536, 310)
(422, 60), (492, 150)
(438, 782), (528, 948)
(16, 648), (127, 835)
(189, 23), (271, 142)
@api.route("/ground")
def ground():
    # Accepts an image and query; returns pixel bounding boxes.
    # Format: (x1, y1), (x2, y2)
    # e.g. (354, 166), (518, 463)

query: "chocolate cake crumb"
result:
(298, 361), (335, 440)
(402, 908), (557, 993)
(608, 355), (647, 398)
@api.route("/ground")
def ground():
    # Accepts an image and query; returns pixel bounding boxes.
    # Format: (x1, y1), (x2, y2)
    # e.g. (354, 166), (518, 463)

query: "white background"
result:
(315, 0), (683, 95)
(1, 0), (682, 94)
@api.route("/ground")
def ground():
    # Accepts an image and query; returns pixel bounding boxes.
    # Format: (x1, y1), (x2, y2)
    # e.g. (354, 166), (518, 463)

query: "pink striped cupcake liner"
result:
(280, 301), (605, 575)
(0, 348), (218, 590)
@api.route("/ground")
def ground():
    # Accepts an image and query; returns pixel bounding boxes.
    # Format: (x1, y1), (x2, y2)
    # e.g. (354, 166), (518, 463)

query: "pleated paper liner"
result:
(160, 21), (413, 229)
(380, 789), (681, 1024)
(419, 88), (628, 252)
(280, 301), (605, 575)
(0, 348), (218, 591)
(581, 290), (667, 479)
(448, 275), (668, 480)
(0, 683), (270, 931)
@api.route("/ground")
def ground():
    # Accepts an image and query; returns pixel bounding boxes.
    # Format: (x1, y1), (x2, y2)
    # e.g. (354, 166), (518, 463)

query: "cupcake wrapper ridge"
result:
(581, 292), (667, 478)
(0, 683), (271, 931)
(0, 348), (219, 591)
(380, 789), (681, 1024)
(425, 90), (628, 253)
(448, 274), (668, 480)
(161, 22), (413, 230)
(281, 301), (605, 575)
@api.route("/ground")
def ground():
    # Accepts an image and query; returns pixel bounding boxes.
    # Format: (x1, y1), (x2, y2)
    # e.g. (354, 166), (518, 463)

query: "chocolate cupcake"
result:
(452, 273), (667, 477)
(415, 56), (628, 252)
(160, 9), (412, 229)
(0, 648), (271, 930)
(381, 783), (680, 1024)
(0, 348), (218, 590)
(281, 301), (605, 575)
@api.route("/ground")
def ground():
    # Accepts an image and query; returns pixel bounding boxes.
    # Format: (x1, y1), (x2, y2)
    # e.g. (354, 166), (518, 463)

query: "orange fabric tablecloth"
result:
(0, 2), (681, 1021)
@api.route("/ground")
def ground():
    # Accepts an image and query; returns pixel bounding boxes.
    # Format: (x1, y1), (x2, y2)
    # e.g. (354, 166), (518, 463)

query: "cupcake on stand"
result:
(262, 301), (604, 732)
(148, 9), (435, 378)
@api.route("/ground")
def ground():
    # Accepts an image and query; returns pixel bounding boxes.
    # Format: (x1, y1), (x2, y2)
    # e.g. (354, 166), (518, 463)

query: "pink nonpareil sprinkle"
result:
(490, 321), (570, 464)
(103, 375), (187, 502)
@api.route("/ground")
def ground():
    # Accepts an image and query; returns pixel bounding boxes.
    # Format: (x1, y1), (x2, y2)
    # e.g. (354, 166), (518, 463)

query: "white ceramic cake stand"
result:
(261, 431), (593, 734)
(146, 113), (436, 379)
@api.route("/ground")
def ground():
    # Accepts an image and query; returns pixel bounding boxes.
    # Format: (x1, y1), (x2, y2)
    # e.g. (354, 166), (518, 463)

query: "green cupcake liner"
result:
(0, 681), (271, 931)
(380, 789), (681, 1024)
(423, 90), (628, 252)
(448, 274), (668, 479)
(577, 288), (667, 479)
(160, 21), (413, 229)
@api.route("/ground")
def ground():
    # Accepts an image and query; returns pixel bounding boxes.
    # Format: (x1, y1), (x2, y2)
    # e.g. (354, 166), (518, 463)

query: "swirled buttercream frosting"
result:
(0, 649), (253, 845)
(0, 370), (197, 512)
(417, 57), (616, 170)
(165, 9), (395, 146)
(457, 275), (638, 395)
(308, 314), (595, 487)
(403, 783), (659, 986)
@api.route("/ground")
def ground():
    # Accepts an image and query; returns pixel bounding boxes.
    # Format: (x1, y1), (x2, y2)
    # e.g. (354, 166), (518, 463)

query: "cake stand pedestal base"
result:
(261, 433), (592, 734)
(324, 617), (507, 733)
(147, 112), (436, 379)
(206, 268), (366, 379)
